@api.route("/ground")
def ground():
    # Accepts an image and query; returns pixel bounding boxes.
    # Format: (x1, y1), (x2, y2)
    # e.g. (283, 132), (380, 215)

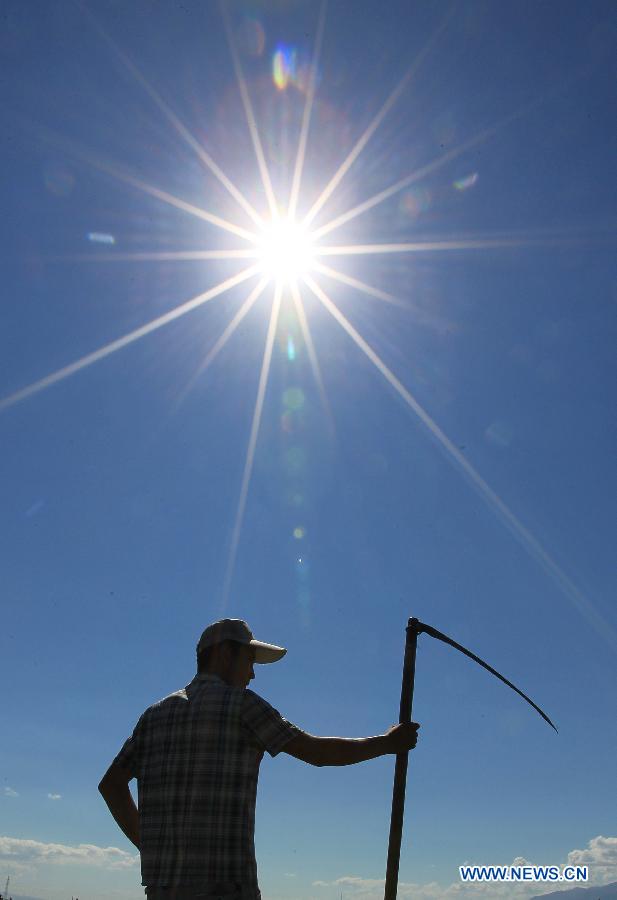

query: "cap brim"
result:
(250, 640), (286, 664)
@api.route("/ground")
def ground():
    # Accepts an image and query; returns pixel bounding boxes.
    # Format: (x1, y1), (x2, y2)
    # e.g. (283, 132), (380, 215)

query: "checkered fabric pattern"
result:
(113, 673), (303, 893)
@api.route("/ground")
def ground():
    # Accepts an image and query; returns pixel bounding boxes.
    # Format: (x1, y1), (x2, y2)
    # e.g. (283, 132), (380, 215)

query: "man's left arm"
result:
(98, 762), (140, 850)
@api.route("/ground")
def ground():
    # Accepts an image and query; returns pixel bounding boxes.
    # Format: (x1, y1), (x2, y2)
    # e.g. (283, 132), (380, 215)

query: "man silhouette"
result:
(99, 618), (419, 900)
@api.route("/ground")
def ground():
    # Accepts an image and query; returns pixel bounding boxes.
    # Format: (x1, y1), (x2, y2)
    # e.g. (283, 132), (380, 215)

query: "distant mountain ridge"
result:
(531, 880), (617, 899)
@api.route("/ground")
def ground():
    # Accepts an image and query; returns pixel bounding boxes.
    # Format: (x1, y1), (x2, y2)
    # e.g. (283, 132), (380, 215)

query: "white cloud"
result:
(311, 836), (617, 898)
(3, 787), (18, 797)
(0, 836), (139, 870)
(47, 793), (62, 800)
(312, 875), (544, 898)
(312, 876), (445, 898)
(567, 835), (617, 884)
(284, 872), (297, 877)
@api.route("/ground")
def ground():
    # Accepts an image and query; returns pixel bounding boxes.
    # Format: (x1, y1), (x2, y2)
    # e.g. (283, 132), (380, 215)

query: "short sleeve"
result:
(111, 714), (144, 777)
(241, 690), (304, 757)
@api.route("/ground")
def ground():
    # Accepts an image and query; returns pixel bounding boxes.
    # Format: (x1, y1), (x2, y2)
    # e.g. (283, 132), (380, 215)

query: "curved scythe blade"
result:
(417, 620), (558, 732)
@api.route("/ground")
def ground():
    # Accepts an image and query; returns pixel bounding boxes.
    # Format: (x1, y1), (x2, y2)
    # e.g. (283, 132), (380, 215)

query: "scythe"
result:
(383, 617), (557, 900)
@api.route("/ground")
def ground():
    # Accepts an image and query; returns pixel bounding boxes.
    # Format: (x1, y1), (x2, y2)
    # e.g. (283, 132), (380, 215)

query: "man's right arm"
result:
(282, 722), (419, 767)
(98, 761), (140, 849)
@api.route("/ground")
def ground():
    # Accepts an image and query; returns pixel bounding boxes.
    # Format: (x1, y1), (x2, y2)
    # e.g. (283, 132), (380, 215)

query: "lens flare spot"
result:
(296, 557), (310, 579)
(271, 43), (313, 93)
(87, 232), (116, 245)
(237, 17), (265, 58)
(293, 526), (305, 539)
(283, 387), (304, 410)
(399, 188), (432, 219)
(281, 411), (294, 433)
(272, 45), (296, 90)
(287, 336), (296, 361)
(284, 446), (306, 476)
(454, 172), (479, 192)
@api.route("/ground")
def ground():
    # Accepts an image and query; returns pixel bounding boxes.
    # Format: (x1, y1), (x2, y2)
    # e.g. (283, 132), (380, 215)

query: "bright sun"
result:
(256, 215), (315, 283)
(2, 3), (589, 633)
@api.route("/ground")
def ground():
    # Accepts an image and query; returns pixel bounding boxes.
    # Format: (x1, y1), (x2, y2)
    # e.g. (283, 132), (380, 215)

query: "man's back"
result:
(113, 672), (301, 892)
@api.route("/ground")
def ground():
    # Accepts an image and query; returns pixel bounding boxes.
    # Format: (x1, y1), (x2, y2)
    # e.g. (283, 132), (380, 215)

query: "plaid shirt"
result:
(113, 673), (303, 893)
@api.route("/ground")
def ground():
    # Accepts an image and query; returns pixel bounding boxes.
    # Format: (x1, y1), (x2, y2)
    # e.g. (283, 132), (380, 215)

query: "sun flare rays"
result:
(5, 3), (615, 647)
(222, 283), (283, 606)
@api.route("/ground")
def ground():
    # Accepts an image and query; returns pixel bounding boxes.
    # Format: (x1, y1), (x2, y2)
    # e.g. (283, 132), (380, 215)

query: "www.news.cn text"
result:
(459, 864), (588, 883)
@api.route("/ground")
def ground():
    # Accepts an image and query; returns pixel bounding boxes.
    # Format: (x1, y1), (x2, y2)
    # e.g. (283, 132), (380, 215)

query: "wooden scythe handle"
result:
(384, 617), (420, 900)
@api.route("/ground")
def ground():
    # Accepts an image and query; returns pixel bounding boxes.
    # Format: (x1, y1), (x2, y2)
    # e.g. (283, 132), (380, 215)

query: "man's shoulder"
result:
(158, 687), (189, 704)
(139, 683), (274, 722)
(241, 687), (289, 721)
(242, 687), (271, 707)
(144, 676), (242, 716)
(143, 688), (188, 716)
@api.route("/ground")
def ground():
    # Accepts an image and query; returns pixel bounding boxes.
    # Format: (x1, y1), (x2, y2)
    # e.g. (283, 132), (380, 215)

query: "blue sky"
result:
(1, 1), (616, 899)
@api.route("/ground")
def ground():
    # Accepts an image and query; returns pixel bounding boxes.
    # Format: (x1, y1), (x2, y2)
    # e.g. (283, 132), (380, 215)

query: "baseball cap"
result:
(197, 618), (287, 664)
